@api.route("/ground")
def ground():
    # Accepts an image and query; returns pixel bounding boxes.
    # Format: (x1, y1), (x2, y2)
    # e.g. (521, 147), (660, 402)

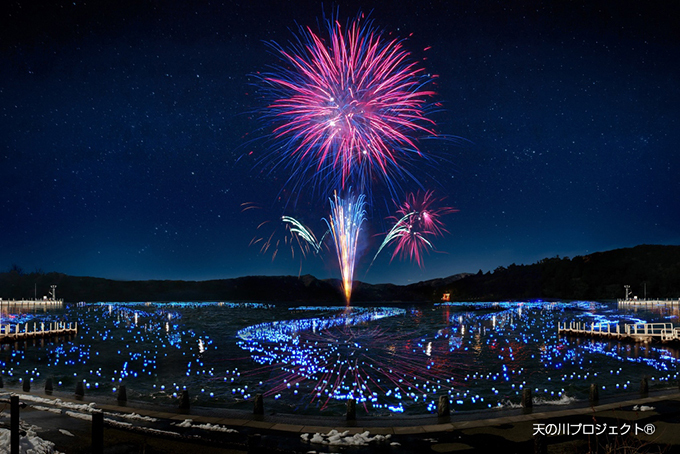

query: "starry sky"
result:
(1, 0), (679, 285)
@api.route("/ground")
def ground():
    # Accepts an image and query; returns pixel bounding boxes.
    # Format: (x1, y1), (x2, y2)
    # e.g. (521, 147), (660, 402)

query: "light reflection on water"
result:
(1, 300), (679, 416)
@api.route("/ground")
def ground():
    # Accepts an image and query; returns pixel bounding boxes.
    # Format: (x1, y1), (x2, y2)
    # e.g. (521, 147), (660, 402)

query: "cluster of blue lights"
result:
(1, 301), (679, 416)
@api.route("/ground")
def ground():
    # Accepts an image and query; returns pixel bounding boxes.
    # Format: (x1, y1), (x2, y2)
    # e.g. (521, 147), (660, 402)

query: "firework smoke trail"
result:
(373, 190), (457, 267)
(324, 192), (366, 303)
(259, 12), (438, 195)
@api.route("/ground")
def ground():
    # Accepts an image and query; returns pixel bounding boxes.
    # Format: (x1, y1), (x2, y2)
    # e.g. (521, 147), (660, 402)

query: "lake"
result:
(1, 300), (678, 416)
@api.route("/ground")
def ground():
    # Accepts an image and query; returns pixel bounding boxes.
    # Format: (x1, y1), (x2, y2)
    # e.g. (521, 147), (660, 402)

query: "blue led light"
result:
(2, 300), (679, 416)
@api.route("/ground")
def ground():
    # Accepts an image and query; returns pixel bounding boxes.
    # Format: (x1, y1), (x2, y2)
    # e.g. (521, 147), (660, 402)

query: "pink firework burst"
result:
(374, 190), (457, 267)
(259, 12), (437, 194)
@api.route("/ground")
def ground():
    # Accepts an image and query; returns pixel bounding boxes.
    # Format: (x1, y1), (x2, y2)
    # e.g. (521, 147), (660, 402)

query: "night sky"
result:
(2, 1), (679, 285)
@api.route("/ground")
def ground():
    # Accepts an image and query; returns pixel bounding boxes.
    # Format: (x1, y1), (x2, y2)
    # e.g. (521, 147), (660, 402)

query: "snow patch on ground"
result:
(633, 405), (656, 412)
(105, 419), (132, 428)
(174, 419), (239, 433)
(0, 426), (62, 454)
(105, 412), (158, 422)
(19, 394), (159, 424)
(64, 411), (91, 421)
(534, 394), (577, 406)
(105, 419), (181, 438)
(497, 399), (522, 409)
(300, 429), (392, 446)
(31, 406), (62, 415)
(20, 395), (97, 414)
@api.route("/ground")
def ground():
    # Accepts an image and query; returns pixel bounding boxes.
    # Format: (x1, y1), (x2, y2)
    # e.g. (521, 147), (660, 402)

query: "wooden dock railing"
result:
(558, 321), (680, 343)
(0, 321), (77, 342)
(618, 299), (680, 306)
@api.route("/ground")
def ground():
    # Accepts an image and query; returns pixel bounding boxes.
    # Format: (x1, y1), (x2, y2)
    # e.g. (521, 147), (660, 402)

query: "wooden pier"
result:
(557, 321), (680, 343)
(0, 299), (64, 307)
(618, 299), (680, 307)
(0, 321), (77, 342)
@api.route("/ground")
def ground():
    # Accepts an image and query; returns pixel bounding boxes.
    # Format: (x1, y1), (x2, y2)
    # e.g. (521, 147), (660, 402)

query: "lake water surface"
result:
(1, 300), (678, 416)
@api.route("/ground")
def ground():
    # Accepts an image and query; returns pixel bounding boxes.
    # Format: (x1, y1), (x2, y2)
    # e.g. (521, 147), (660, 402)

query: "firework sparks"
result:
(373, 190), (457, 267)
(324, 192), (367, 303)
(249, 12), (451, 295)
(370, 211), (421, 268)
(258, 12), (437, 194)
(243, 202), (324, 262)
(281, 215), (324, 255)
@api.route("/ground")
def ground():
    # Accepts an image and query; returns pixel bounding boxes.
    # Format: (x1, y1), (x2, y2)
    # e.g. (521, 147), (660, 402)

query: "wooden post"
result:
(92, 410), (104, 454)
(253, 393), (264, 415)
(346, 398), (356, 421)
(640, 376), (649, 396)
(589, 383), (599, 404)
(179, 390), (190, 411)
(438, 395), (450, 417)
(117, 385), (127, 403)
(11, 395), (19, 454)
(522, 388), (533, 409)
(534, 431), (547, 454)
(247, 434), (262, 453)
(75, 381), (85, 398)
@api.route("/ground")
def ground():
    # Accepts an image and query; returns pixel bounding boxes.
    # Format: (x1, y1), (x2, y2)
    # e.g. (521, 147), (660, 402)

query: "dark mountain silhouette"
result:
(1, 245), (678, 303)
(436, 244), (680, 301)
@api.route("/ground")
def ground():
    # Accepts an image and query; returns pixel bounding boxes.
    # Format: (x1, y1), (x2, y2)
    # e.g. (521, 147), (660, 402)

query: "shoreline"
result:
(3, 385), (680, 453)
(3, 382), (680, 429)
